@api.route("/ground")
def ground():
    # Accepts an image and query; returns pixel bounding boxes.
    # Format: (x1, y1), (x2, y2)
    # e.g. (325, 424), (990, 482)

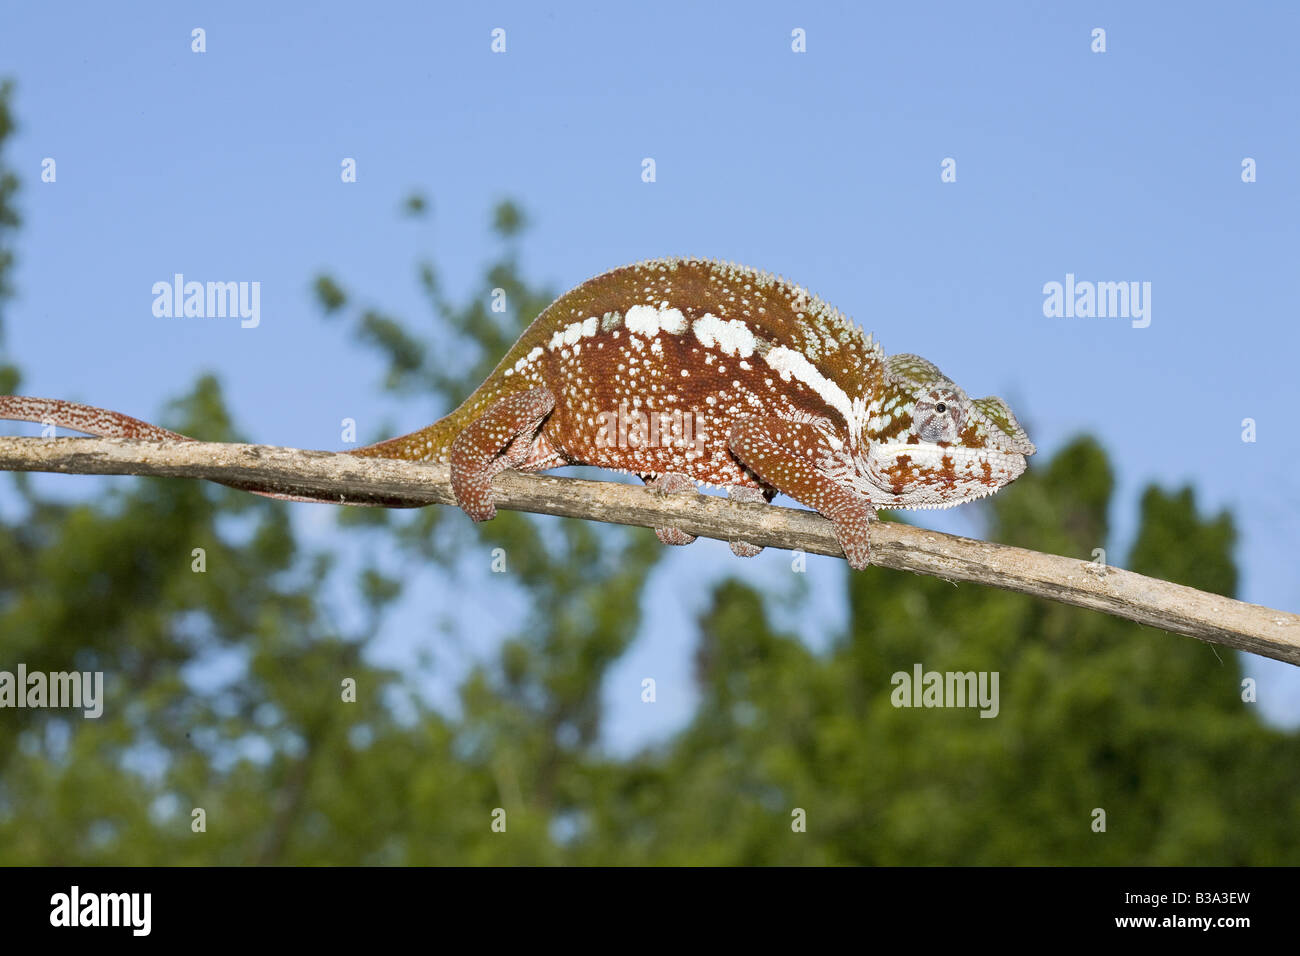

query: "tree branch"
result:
(2, 436), (1297, 667)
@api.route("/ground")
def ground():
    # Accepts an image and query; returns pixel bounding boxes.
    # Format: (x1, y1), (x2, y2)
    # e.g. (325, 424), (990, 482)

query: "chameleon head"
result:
(852, 353), (1036, 509)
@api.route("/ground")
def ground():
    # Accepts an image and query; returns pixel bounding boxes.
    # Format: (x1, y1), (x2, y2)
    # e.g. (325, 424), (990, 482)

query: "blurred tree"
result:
(0, 78), (1295, 863)
(589, 438), (1300, 864)
(0, 78), (21, 394)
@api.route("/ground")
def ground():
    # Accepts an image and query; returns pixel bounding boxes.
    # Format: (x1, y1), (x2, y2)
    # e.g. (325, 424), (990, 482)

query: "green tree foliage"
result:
(0, 79), (1295, 863)
(0, 79), (20, 395)
(605, 439), (1300, 864)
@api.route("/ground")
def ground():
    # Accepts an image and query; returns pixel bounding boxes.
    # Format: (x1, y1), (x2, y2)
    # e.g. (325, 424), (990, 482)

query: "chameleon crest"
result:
(0, 257), (1034, 568)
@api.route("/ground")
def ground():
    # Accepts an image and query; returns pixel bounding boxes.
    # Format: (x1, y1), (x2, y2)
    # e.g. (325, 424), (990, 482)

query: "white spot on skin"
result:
(659, 307), (687, 334)
(625, 304), (686, 338)
(625, 305), (658, 336)
(692, 313), (755, 357)
(511, 345), (544, 375)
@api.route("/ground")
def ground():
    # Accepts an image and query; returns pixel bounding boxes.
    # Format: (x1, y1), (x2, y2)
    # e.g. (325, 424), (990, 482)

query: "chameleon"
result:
(0, 257), (1035, 568)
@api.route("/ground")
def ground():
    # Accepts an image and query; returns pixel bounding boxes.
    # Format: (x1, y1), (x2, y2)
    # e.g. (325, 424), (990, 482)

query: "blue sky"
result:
(1, 1), (1297, 742)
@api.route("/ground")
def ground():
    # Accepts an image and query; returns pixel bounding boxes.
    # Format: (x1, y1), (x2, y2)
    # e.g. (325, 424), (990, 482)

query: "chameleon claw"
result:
(726, 485), (771, 558)
(656, 526), (697, 547)
(643, 473), (699, 546)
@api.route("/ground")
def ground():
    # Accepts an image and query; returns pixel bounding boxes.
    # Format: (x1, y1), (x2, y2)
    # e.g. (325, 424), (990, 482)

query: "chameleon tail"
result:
(0, 394), (471, 465)
(1, 391), (523, 505)
(0, 395), (192, 442)
(348, 416), (463, 463)
(349, 387), (513, 465)
(0, 395), (357, 505)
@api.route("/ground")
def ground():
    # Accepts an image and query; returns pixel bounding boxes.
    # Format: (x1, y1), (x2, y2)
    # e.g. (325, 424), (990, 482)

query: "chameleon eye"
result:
(935, 402), (947, 414)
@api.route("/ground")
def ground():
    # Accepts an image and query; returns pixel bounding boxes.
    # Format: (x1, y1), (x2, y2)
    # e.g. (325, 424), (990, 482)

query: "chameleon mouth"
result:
(863, 443), (1029, 510)
(881, 486), (1008, 510)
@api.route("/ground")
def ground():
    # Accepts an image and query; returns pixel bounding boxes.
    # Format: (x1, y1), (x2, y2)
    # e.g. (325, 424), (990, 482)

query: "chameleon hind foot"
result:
(642, 472), (699, 546)
(449, 386), (556, 522)
(726, 485), (774, 558)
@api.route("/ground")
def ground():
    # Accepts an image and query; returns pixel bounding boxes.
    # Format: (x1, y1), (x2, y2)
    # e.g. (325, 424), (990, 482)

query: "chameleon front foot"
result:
(642, 473), (698, 546)
(827, 500), (878, 570)
(727, 416), (879, 570)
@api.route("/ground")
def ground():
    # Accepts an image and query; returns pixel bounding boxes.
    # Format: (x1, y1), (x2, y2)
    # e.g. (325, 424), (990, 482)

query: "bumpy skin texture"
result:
(0, 258), (1035, 568)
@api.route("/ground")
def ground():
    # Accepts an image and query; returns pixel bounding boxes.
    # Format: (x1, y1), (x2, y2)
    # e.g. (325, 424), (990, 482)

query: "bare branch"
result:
(2, 435), (1297, 666)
